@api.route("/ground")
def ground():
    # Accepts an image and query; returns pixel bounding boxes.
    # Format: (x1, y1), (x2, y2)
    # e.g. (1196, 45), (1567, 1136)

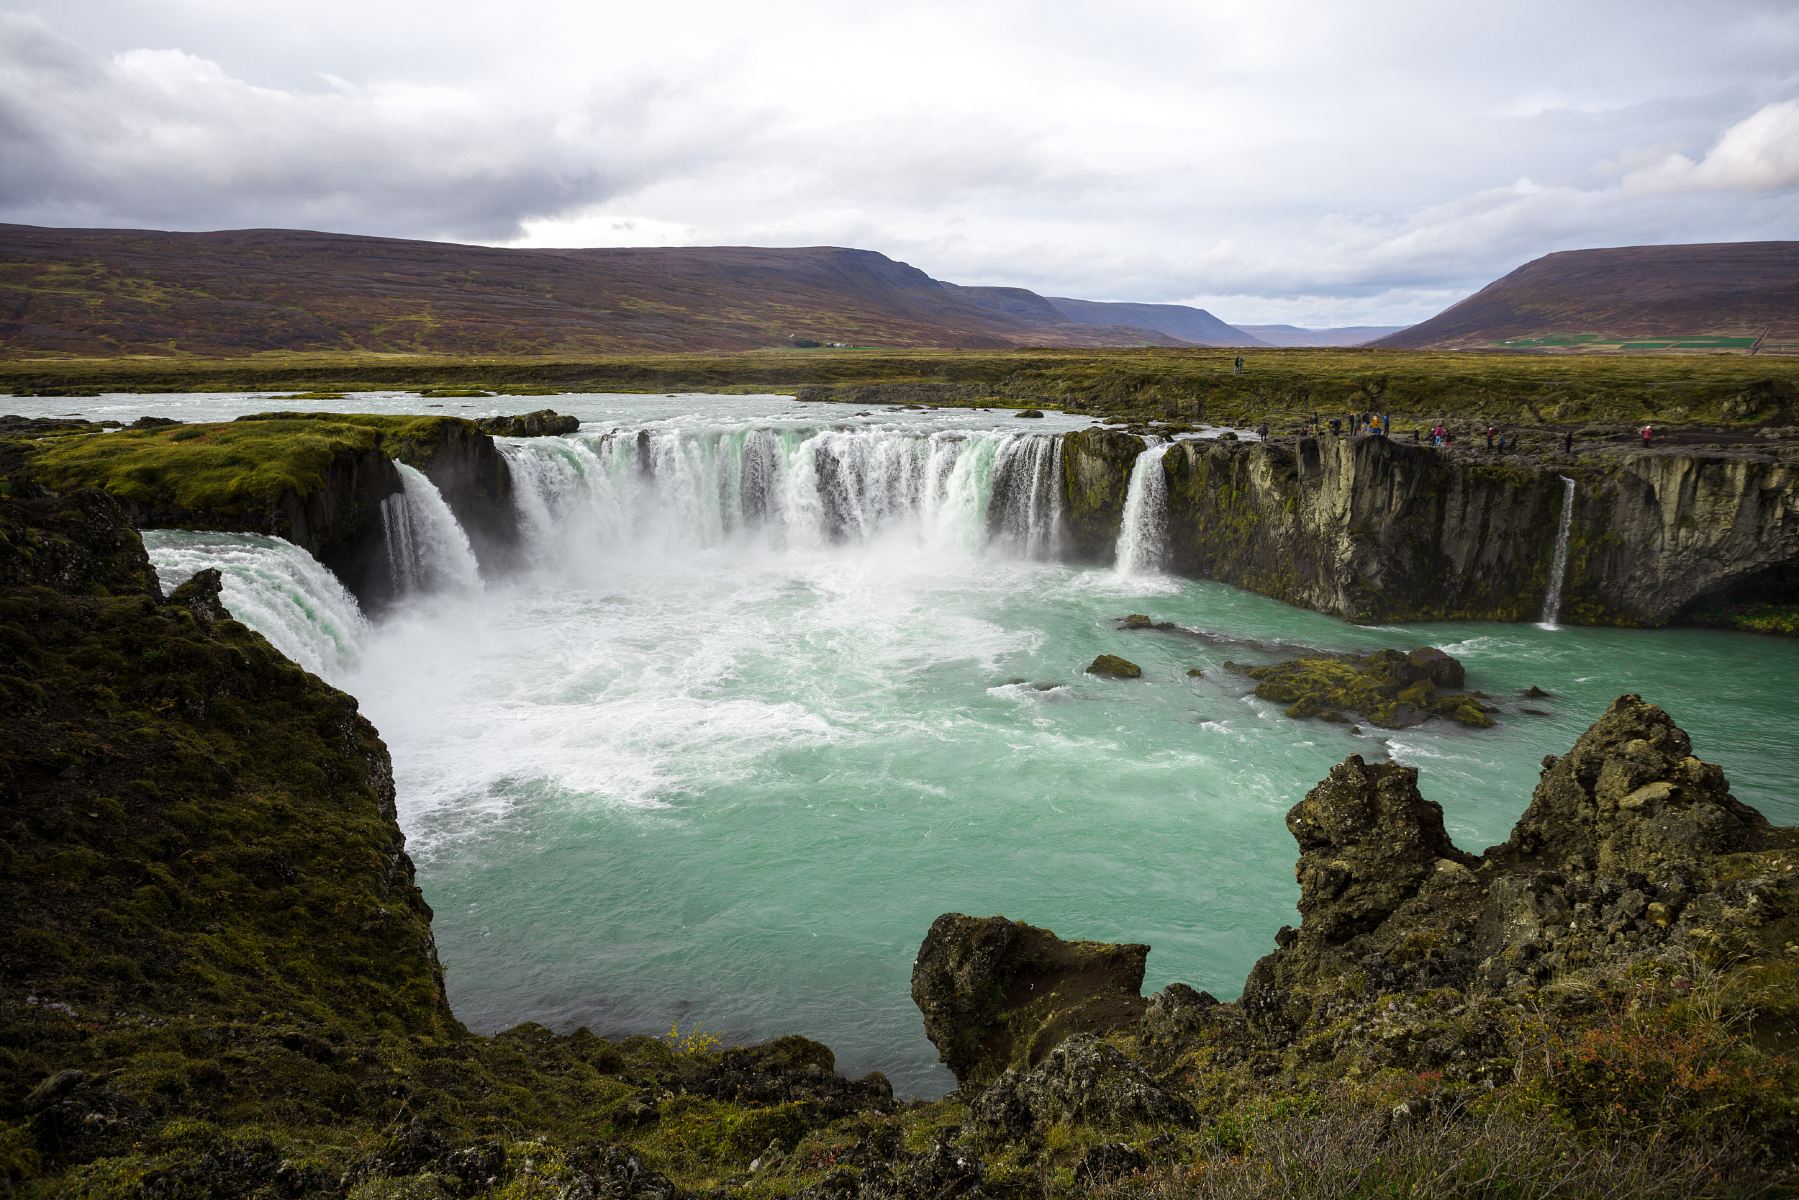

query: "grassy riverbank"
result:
(4, 348), (1798, 431)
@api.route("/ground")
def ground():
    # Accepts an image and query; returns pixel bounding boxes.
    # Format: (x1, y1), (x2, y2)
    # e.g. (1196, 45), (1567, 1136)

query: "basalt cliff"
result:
(1061, 428), (1799, 629)
(9, 412), (1799, 632)
(2, 476), (1796, 1197)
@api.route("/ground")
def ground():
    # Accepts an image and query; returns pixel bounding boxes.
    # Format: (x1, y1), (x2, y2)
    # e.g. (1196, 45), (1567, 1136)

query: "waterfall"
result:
(381, 462), (483, 595)
(1538, 475), (1577, 629)
(141, 530), (367, 682)
(498, 425), (1066, 561)
(990, 434), (1065, 560)
(1114, 442), (1172, 575)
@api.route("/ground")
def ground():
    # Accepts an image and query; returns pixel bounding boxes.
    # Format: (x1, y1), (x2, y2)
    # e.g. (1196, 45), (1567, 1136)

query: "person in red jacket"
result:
(1642, 424), (1655, 446)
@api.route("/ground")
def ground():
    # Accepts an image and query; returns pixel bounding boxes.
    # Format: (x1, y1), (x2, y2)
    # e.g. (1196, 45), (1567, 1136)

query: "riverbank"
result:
(5, 347), (1799, 435)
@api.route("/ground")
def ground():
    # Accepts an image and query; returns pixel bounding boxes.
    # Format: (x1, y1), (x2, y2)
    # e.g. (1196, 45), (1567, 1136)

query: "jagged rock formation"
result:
(911, 914), (1149, 1088)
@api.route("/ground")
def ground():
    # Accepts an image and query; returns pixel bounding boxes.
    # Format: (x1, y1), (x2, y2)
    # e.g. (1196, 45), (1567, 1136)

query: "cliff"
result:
(22, 412), (534, 604)
(1100, 432), (1799, 628)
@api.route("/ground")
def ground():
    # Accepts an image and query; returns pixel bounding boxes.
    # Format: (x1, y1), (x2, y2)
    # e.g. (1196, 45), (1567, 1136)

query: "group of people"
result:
(1267, 414), (1606, 459)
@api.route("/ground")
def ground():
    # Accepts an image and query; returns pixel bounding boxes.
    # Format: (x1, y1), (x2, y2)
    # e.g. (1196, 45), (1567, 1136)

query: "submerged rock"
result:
(911, 914), (1149, 1088)
(1086, 654), (1143, 679)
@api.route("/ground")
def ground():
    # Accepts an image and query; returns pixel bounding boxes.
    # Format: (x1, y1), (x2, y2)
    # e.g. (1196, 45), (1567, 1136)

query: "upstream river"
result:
(18, 391), (1799, 1096)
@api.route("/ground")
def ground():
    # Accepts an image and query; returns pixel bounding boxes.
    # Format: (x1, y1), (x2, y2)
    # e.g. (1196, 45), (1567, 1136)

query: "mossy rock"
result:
(1086, 654), (1143, 679)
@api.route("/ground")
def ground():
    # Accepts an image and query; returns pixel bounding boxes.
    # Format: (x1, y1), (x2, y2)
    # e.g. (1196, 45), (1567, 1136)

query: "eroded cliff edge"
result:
(1065, 428), (1799, 628)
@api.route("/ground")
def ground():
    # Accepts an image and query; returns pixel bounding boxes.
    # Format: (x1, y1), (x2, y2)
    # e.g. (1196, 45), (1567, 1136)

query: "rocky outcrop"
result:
(1068, 433), (1799, 629)
(1240, 694), (1794, 1047)
(1058, 428), (1142, 562)
(1085, 653), (1142, 679)
(1568, 449), (1799, 625)
(911, 914), (1149, 1088)
(476, 409), (581, 437)
(1161, 434), (1567, 621)
(1498, 694), (1771, 877)
(1229, 646), (1494, 727)
(394, 416), (520, 573)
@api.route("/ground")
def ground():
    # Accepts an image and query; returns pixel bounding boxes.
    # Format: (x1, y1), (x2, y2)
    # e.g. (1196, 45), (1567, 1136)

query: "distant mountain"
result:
(0, 225), (1191, 356)
(1374, 242), (1799, 352)
(1044, 297), (1265, 347)
(1236, 324), (1409, 348)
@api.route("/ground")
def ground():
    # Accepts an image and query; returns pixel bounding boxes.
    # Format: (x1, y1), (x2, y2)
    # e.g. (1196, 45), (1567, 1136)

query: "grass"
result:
(3, 347), (1797, 430)
(26, 413), (476, 514)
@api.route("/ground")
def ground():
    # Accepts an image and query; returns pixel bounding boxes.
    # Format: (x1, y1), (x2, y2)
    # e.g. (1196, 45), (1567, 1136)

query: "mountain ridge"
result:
(1376, 241), (1799, 352)
(0, 224), (1214, 357)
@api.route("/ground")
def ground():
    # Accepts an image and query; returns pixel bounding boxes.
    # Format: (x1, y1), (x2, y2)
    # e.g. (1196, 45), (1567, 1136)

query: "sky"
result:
(1, 1), (1796, 325)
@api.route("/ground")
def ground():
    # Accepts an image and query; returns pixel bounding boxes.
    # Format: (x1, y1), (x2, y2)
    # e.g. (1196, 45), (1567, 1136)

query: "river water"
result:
(14, 391), (1799, 1095)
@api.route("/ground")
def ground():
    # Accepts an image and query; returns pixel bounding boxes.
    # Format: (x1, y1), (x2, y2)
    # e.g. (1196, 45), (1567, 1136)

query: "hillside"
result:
(1237, 323), (1409, 347)
(0, 225), (1188, 357)
(1044, 296), (1264, 347)
(1376, 242), (1799, 352)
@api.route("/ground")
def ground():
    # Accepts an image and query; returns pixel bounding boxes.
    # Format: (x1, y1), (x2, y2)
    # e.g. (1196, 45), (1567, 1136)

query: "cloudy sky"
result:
(2, 1), (1796, 324)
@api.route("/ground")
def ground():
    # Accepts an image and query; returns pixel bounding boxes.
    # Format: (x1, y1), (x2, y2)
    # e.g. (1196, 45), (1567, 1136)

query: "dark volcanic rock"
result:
(969, 1035), (1194, 1141)
(168, 567), (230, 623)
(1059, 428), (1144, 563)
(1229, 646), (1492, 728)
(1284, 757), (1475, 943)
(911, 915), (1149, 1088)
(1500, 694), (1770, 877)
(1085, 654), (1143, 679)
(476, 409), (581, 437)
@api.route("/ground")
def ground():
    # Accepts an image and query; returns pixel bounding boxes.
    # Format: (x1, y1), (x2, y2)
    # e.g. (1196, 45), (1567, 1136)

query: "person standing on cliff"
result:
(1563, 430), (1574, 456)
(1642, 423), (1654, 446)
(1484, 424), (1496, 449)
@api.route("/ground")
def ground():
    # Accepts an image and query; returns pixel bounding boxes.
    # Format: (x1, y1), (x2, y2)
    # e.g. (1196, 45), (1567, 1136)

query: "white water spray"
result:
(1538, 475), (1577, 629)
(1114, 442), (1172, 575)
(381, 462), (483, 596)
(142, 531), (367, 682)
(498, 425), (1065, 562)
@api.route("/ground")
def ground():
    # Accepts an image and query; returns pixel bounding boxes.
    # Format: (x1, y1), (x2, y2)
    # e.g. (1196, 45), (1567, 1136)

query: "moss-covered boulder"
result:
(1228, 646), (1493, 728)
(1085, 653), (1142, 679)
(911, 915), (1149, 1089)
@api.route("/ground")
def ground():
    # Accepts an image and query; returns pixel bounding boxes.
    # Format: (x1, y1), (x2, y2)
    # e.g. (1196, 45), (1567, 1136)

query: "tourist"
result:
(1329, 417), (1342, 436)
(1642, 423), (1655, 446)
(1484, 424), (1496, 449)
(1256, 421), (1269, 439)
(1563, 430), (1574, 456)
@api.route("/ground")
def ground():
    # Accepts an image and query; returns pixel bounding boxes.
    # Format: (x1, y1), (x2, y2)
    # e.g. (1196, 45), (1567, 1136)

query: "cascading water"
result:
(1114, 441), (1172, 575)
(381, 462), (484, 595)
(141, 530), (367, 682)
(1538, 475), (1577, 629)
(497, 425), (1065, 561)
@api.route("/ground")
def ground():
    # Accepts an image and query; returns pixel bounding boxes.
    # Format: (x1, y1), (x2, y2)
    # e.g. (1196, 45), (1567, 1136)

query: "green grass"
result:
(3, 348), (1797, 430)
(27, 413), (474, 514)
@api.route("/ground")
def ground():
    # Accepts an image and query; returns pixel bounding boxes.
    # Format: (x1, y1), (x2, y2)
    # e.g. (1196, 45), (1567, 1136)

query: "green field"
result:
(4, 346), (1798, 430)
(1499, 333), (1761, 351)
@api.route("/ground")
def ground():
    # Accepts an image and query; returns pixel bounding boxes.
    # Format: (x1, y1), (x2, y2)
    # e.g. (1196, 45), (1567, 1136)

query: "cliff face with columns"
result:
(1092, 431), (1799, 628)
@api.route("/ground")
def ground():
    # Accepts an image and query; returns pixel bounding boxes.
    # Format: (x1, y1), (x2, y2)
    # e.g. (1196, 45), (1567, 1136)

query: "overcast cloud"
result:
(1, 0), (1795, 323)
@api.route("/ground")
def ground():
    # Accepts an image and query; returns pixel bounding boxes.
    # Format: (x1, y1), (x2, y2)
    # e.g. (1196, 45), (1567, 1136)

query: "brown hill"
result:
(0, 225), (1183, 356)
(1375, 242), (1799, 352)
